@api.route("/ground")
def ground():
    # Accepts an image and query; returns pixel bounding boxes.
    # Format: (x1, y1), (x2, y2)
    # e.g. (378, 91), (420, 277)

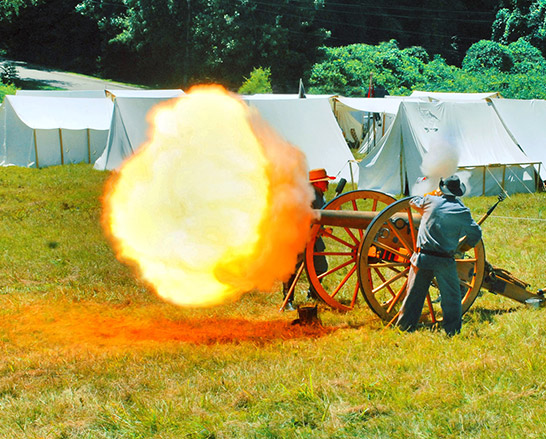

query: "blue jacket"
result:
(410, 194), (482, 268)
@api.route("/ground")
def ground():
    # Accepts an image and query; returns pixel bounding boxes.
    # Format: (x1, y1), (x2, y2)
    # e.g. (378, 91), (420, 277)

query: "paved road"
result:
(1, 59), (144, 91)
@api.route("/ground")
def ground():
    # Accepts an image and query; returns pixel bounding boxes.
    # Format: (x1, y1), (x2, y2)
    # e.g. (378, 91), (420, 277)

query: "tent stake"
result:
(87, 128), (91, 164)
(59, 128), (64, 165)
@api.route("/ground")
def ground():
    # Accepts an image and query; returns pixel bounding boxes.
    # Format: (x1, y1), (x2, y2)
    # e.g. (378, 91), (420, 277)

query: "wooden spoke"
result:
(343, 227), (361, 246)
(330, 265), (357, 300)
(425, 294), (437, 323)
(373, 268), (397, 299)
(386, 278), (409, 314)
(371, 267), (410, 295)
(321, 228), (356, 248)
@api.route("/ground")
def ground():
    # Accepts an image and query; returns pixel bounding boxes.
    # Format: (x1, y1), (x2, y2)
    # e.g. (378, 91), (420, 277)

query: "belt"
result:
(419, 249), (453, 259)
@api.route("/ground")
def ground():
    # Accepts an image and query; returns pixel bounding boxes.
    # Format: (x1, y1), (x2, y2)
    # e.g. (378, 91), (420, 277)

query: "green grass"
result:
(0, 164), (545, 438)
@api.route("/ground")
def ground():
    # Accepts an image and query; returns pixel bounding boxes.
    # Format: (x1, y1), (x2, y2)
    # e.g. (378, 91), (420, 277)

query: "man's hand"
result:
(424, 189), (442, 197)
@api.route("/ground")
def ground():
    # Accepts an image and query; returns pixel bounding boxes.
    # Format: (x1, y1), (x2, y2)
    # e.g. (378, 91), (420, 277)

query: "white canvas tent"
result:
(243, 96), (358, 183)
(97, 93), (358, 182)
(0, 95), (113, 168)
(94, 95), (182, 170)
(358, 100), (539, 197)
(332, 96), (416, 153)
(488, 98), (546, 180)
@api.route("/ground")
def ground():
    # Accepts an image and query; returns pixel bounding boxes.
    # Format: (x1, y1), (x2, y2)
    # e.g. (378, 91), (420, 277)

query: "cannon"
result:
(282, 189), (545, 327)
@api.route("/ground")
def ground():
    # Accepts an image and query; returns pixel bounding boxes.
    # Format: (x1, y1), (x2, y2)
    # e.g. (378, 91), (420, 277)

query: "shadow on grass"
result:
(465, 305), (519, 324)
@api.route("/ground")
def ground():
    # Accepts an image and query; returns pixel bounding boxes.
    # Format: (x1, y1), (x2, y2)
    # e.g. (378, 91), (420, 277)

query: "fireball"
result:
(102, 86), (314, 307)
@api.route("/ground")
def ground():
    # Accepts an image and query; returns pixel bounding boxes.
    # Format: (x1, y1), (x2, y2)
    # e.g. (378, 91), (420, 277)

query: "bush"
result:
(508, 38), (546, 74)
(308, 40), (433, 96)
(462, 40), (514, 72)
(0, 83), (17, 102)
(306, 39), (546, 99)
(238, 67), (273, 94)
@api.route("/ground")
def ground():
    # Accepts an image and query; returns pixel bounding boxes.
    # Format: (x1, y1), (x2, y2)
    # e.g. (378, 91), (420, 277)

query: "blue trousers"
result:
(397, 258), (462, 336)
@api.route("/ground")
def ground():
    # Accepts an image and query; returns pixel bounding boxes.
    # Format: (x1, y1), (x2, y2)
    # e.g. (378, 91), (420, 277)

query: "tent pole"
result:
(373, 114), (376, 148)
(87, 128), (91, 164)
(482, 167), (486, 196)
(33, 130), (40, 168)
(366, 112), (370, 152)
(502, 165), (506, 191)
(382, 113), (385, 136)
(400, 139), (404, 194)
(59, 128), (64, 165)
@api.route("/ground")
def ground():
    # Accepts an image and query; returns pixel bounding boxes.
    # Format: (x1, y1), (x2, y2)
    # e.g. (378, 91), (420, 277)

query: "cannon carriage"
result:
(283, 189), (544, 326)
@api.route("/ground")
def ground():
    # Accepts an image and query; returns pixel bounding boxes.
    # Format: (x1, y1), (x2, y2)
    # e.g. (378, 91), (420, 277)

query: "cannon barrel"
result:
(312, 209), (421, 229)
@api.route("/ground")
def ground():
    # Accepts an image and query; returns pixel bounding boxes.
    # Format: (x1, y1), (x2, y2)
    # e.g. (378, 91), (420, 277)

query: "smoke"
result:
(412, 136), (460, 195)
(102, 85), (315, 307)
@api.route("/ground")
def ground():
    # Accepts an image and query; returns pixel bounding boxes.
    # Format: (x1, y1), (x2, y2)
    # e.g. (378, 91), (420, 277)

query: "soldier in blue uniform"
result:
(397, 175), (482, 336)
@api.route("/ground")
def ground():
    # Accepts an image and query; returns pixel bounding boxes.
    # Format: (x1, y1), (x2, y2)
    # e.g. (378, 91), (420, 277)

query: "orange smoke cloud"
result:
(102, 85), (314, 307)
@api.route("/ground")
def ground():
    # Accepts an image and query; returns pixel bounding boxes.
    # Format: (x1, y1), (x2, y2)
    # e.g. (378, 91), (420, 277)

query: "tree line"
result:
(1, 0), (546, 98)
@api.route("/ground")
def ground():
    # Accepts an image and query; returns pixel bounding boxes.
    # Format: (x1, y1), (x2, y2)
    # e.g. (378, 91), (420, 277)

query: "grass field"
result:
(1, 164), (545, 438)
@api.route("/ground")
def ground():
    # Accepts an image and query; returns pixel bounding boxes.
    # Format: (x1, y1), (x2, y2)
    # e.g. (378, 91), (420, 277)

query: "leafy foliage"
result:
(462, 37), (546, 74)
(308, 40), (432, 96)
(492, 0), (546, 52)
(0, 83), (17, 102)
(238, 67), (273, 94)
(463, 40), (515, 71)
(0, 61), (19, 84)
(73, 0), (329, 90)
(3, 0), (546, 97)
(307, 38), (546, 99)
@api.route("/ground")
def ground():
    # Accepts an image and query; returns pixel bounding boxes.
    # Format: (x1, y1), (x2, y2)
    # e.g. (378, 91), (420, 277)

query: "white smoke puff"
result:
(413, 136), (460, 195)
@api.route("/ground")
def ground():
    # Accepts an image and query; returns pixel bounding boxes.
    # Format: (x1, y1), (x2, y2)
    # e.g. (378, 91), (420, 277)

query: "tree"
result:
(307, 40), (433, 96)
(314, 0), (498, 66)
(190, 0), (329, 90)
(75, 0), (329, 90)
(492, 0), (546, 55)
(508, 37), (546, 73)
(462, 38), (546, 74)
(462, 40), (514, 72)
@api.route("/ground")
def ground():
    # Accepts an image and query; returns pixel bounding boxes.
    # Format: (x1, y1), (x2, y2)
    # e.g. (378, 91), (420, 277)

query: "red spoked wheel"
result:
(357, 197), (486, 324)
(305, 190), (396, 312)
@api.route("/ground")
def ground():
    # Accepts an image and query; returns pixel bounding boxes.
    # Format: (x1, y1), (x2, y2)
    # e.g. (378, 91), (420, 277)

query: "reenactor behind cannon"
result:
(396, 175), (483, 336)
(282, 168), (335, 310)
